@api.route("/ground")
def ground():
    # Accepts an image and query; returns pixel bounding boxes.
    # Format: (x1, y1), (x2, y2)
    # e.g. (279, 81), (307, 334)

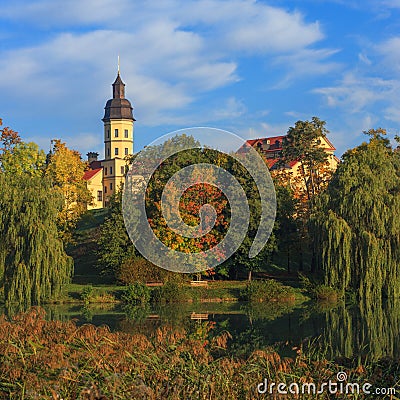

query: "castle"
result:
(85, 73), (338, 209)
(84, 70), (135, 209)
(242, 135), (339, 175)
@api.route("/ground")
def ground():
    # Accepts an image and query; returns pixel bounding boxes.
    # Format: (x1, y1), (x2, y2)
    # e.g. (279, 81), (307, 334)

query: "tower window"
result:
(104, 186), (107, 194)
(121, 166), (125, 174)
(114, 129), (119, 137)
(107, 129), (110, 138)
(105, 167), (107, 175)
(97, 191), (102, 201)
(107, 148), (110, 157)
(115, 148), (119, 155)
(110, 166), (113, 175)
(110, 183), (113, 190)
(124, 129), (129, 138)
(125, 148), (128, 155)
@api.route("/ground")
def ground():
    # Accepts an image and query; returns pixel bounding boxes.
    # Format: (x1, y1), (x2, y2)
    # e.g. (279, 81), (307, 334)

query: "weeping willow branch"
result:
(312, 130), (400, 300)
(0, 173), (73, 306)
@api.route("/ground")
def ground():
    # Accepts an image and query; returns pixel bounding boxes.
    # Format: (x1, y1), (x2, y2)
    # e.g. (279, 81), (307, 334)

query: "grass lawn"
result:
(57, 279), (308, 305)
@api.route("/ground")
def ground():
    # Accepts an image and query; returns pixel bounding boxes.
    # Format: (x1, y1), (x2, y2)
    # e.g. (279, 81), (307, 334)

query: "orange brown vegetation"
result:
(0, 308), (398, 399)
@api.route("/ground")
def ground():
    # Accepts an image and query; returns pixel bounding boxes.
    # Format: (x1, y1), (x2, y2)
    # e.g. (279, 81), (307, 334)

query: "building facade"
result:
(84, 71), (135, 209)
(241, 134), (339, 176)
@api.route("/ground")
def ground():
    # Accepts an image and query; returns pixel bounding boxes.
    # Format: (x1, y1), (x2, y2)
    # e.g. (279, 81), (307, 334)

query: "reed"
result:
(0, 308), (398, 399)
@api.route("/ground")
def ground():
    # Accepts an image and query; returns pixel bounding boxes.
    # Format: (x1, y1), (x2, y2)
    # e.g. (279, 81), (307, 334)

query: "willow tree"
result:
(0, 173), (73, 306)
(313, 129), (400, 300)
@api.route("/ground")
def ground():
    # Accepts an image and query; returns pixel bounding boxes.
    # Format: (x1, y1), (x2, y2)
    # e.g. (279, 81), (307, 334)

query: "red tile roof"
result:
(246, 135), (285, 147)
(244, 134), (336, 152)
(83, 167), (103, 181)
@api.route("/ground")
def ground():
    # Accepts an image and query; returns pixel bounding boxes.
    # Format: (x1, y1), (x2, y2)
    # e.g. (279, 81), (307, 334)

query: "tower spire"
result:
(112, 66), (125, 99)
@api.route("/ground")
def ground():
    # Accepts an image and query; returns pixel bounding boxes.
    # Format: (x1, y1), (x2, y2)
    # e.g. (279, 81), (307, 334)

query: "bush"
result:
(116, 256), (185, 284)
(151, 281), (191, 303)
(239, 279), (295, 302)
(81, 285), (94, 304)
(122, 282), (150, 305)
(299, 273), (341, 301)
(314, 285), (340, 301)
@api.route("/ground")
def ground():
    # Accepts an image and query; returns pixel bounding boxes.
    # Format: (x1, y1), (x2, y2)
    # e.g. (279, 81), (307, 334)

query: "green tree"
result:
(282, 117), (330, 202)
(274, 184), (298, 273)
(312, 129), (400, 300)
(45, 139), (92, 242)
(104, 134), (277, 281)
(218, 152), (277, 281)
(279, 117), (333, 272)
(0, 119), (45, 176)
(2, 142), (46, 176)
(97, 188), (135, 276)
(0, 173), (73, 307)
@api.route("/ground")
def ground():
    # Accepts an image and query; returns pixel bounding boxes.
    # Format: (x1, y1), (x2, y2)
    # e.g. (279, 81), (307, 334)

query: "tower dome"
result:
(102, 72), (135, 121)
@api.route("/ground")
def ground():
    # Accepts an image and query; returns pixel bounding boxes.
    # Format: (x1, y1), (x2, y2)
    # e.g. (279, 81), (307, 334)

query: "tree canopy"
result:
(45, 139), (92, 242)
(313, 129), (400, 300)
(0, 119), (46, 176)
(0, 120), (73, 307)
(0, 173), (73, 306)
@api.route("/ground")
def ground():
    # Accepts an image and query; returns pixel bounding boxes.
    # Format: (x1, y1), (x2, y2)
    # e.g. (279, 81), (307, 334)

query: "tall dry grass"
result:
(0, 308), (398, 399)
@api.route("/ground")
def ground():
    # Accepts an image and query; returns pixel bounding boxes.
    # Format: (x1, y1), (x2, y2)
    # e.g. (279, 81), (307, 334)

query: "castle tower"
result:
(101, 70), (135, 203)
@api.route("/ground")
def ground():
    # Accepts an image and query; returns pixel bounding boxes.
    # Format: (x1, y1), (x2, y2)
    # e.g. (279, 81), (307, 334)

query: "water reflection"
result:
(2, 299), (399, 360)
(322, 298), (400, 360)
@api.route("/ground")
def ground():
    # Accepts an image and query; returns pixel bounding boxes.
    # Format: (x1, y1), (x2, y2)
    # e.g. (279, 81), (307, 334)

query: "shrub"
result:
(299, 273), (341, 301)
(240, 279), (295, 302)
(116, 256), (185, 284)
(122, 282), (150, 305)
(314, 285), (340, 301)
(81, 285), (94, 304)
(151, 281), (191, 303)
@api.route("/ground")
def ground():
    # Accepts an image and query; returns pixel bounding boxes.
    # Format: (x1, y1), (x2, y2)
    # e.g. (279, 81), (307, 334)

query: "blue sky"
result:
(1, 0), (400, 158)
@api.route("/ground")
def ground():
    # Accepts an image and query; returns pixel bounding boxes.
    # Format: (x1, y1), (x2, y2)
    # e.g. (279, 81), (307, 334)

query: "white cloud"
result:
(384, 106), (400, 123)
(272, 47), (341, 87)
(0, 0), (330, 130)
(376, 36), (400, 74)
(313, 73), (398, 112)
(211, 97), (247, 119)
(0, 0), (131, 27)
(237, 121), (291, 140)
(0, 0), (345, 158)
(0, 27), (236, 126)
(382, 0), (400, 8)
(358, 52), (372, 65)
(2, 0), (324, 54)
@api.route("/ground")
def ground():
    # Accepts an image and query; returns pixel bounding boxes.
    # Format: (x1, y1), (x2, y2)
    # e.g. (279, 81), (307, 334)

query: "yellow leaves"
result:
(45, 139), (92, 241)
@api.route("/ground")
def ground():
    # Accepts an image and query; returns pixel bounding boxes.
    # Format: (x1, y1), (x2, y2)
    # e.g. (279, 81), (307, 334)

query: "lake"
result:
(31, 298), (400, 361)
